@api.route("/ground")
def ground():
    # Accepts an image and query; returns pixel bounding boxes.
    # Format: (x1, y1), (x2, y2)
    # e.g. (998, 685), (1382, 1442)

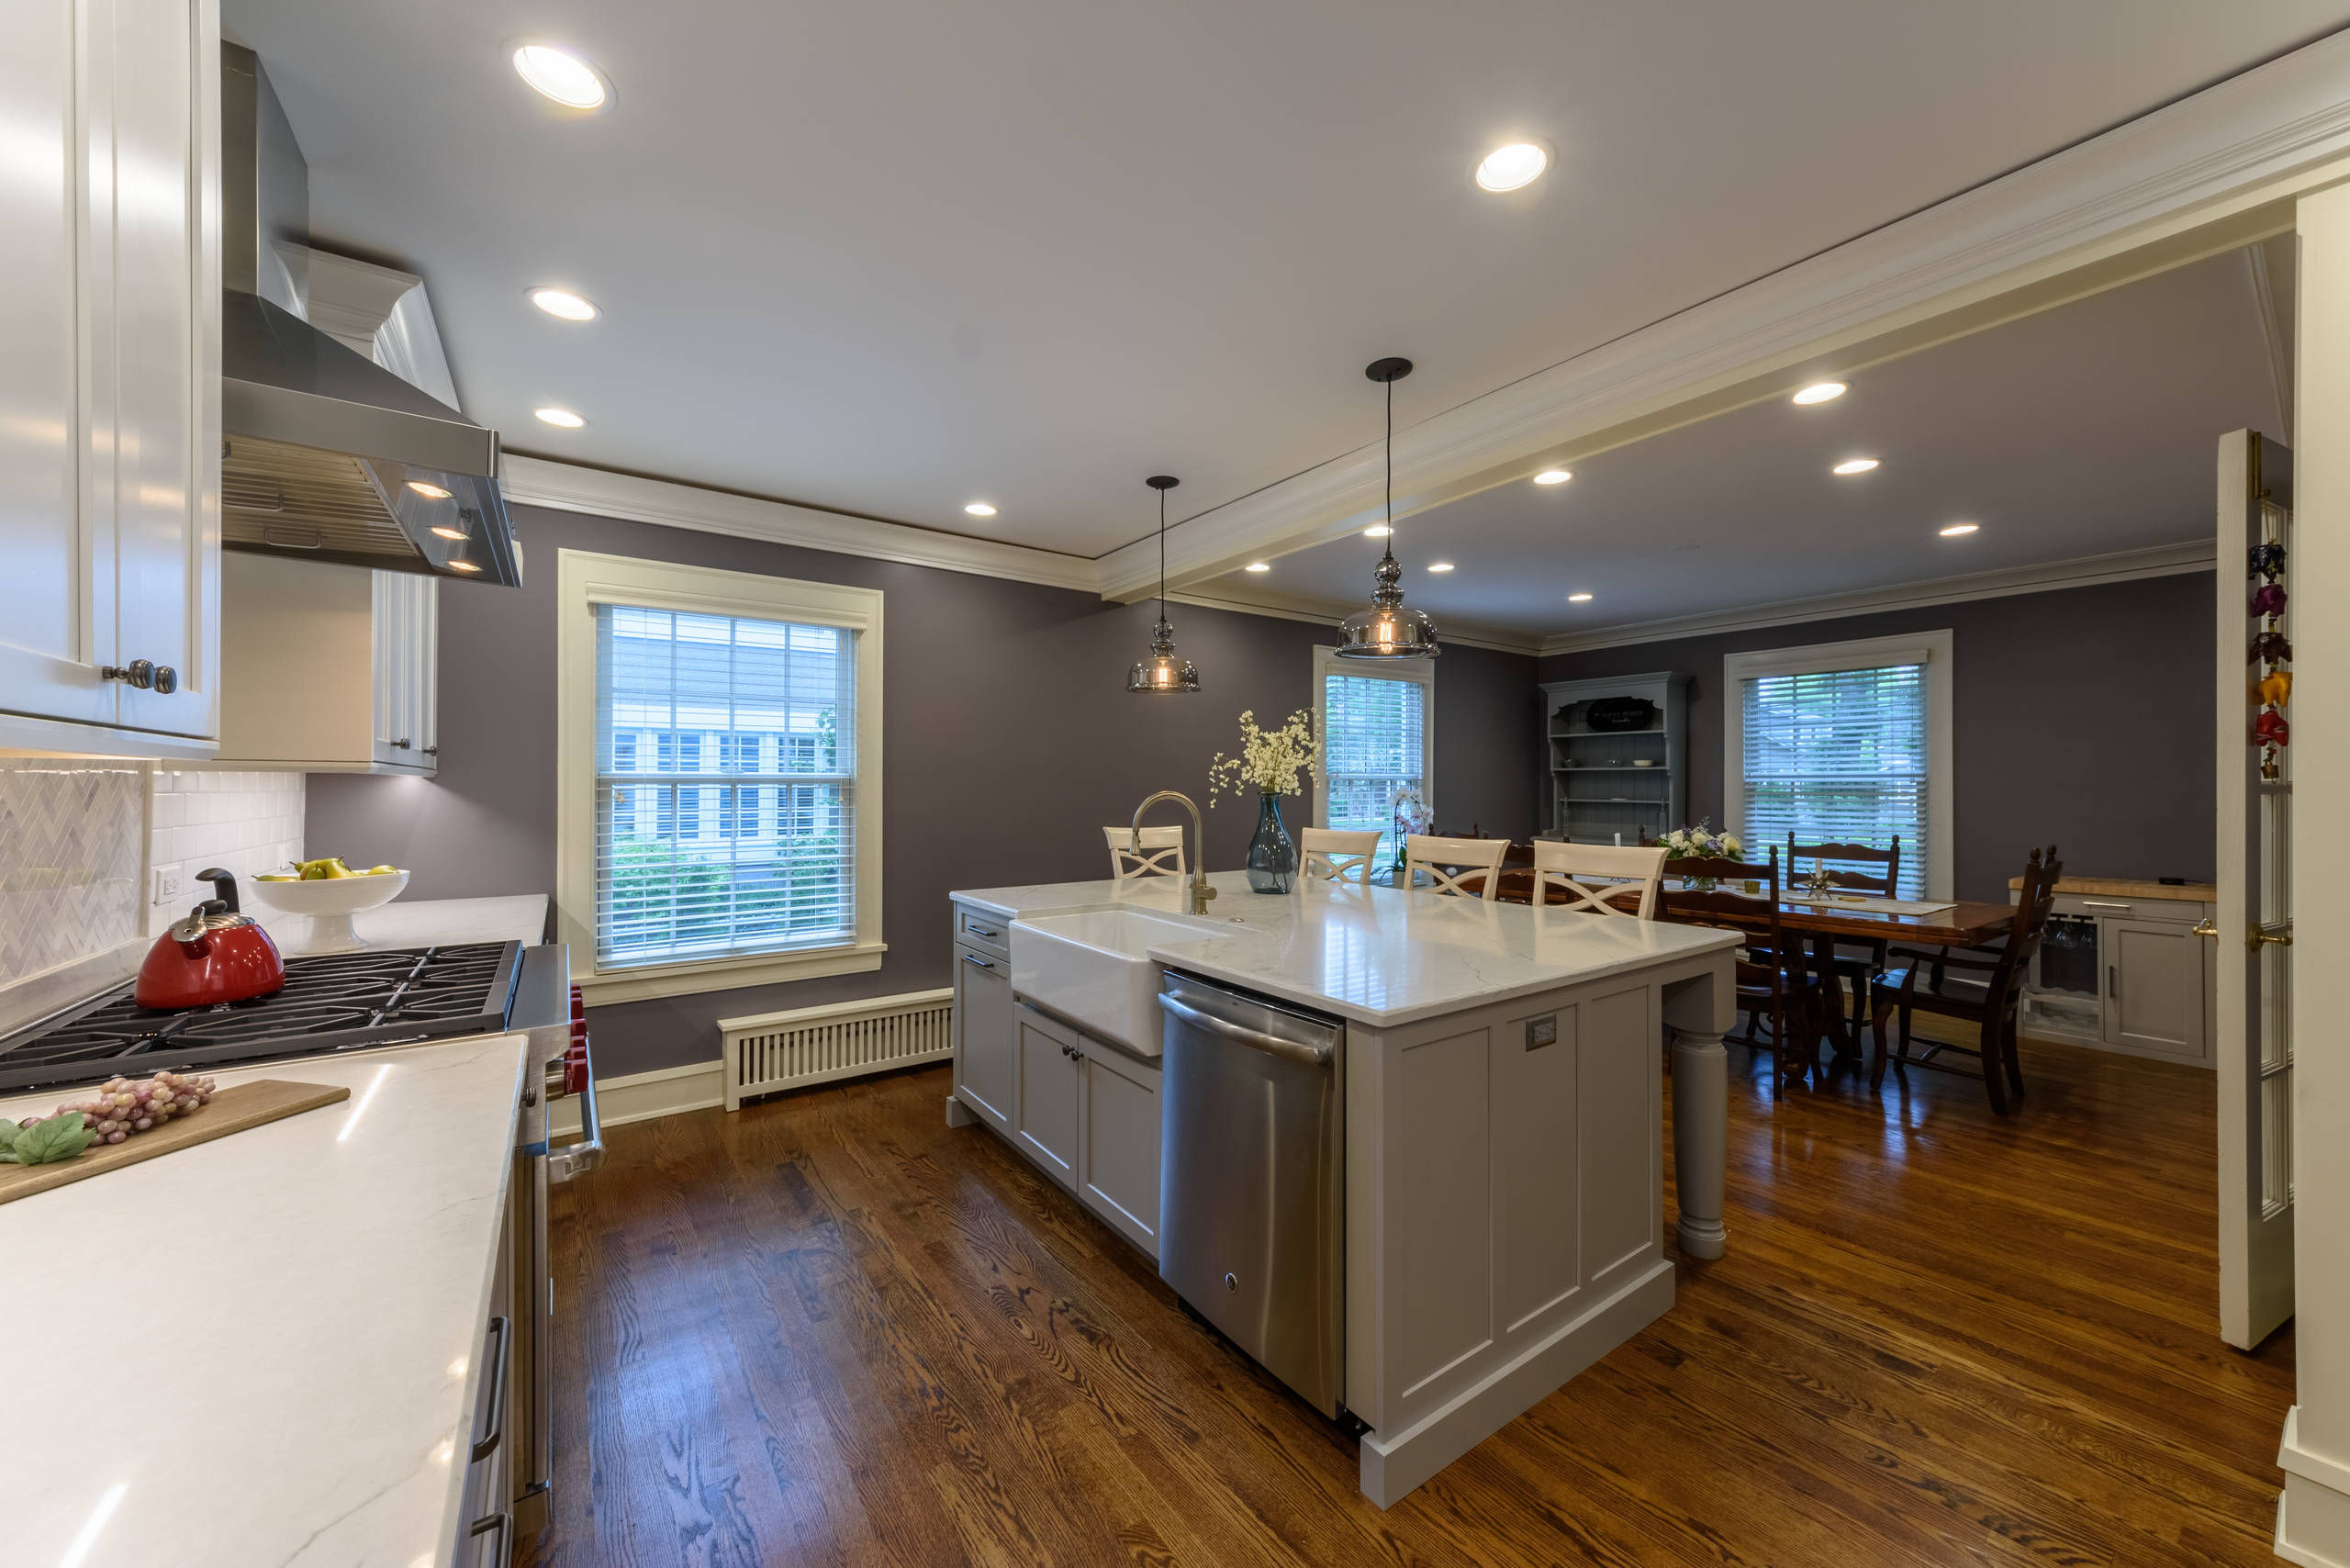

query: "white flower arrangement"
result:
(1207, 709), (1319, 804)
(1660, 821), (1741, 860)
(1390, 784), (1431, 840)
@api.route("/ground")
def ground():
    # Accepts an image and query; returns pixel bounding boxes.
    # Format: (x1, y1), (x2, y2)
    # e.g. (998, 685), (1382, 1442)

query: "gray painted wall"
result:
(1535, 570), (2217, 902)
(308, 504), (1539, 1075)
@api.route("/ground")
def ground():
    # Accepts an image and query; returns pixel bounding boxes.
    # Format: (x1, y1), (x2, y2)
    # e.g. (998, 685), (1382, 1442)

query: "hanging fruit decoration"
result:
(2248, 531), (2290, 781)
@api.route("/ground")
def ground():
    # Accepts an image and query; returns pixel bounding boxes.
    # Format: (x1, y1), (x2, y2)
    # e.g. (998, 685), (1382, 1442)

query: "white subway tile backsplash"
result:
(143, 770), (305, 935)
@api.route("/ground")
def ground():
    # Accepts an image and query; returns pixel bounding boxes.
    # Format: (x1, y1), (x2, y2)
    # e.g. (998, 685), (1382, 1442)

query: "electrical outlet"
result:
(1524, 1014), (1559, 1051)
(153, 863), (184, 904)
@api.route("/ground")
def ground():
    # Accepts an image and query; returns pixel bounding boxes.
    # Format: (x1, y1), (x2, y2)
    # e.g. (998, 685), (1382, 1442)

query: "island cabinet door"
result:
(1079, 1043), (1162, 1258)
(954, 944), (1015, 1131)
(1013, 1003), (1080, 1187)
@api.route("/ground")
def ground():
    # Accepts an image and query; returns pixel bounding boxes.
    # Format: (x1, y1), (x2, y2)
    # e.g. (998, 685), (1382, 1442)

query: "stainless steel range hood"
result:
(220, 44), (520, 587)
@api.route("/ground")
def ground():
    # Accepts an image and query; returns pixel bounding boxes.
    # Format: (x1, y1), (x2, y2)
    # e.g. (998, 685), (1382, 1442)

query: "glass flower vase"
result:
(1247, 791), (1296, 893)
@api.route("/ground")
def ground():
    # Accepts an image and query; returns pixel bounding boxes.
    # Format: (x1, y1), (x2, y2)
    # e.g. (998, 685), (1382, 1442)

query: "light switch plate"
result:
(153, 863), (184, 904)
(1525, 1014), (1559, 1050)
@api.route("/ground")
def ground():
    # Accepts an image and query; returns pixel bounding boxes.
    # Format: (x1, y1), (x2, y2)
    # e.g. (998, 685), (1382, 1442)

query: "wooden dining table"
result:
(1460, 863), (2016, 1058)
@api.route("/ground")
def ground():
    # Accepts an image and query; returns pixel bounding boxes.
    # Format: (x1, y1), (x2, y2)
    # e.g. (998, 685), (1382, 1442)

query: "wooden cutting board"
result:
(0, 1079), (351, 1205)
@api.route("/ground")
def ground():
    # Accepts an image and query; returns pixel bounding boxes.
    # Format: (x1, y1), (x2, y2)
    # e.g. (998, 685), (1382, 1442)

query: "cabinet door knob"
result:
(393, 737), (412, 749)
(152, 665), (177, 694)
(422, 745), (438, 756)
(2191, 918), (2218, 938)
(99, 659), (154, 689)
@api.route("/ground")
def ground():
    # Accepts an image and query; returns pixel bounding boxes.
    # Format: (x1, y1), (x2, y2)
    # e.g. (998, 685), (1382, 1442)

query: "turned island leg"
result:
(1669, 1027), (1729, 1260)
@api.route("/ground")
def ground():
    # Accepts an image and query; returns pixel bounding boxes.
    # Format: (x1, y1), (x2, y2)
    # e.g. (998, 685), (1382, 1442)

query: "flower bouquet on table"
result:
(1659, 821), (1741, 891)
(1207, 709), (1318, 892)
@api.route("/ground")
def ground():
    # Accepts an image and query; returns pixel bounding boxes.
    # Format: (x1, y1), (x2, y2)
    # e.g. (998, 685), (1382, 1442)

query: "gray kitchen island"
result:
(946, 868), (1738, 1506)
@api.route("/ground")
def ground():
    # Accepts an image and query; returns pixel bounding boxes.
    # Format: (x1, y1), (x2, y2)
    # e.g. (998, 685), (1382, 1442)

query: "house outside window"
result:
(558, 551), (886, 1003)
(1722, 631), (1953, 900)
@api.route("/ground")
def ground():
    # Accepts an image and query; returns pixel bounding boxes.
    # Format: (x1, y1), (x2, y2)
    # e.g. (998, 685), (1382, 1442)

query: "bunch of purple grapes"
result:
(36, 1070), (218, 1144)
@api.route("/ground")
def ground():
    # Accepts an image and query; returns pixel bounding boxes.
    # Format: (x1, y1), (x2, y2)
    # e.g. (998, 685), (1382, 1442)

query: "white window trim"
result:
(1311, 646), (1436, 829)
(1721, 630), (1953, 900)
(556, 549), (886, 1003)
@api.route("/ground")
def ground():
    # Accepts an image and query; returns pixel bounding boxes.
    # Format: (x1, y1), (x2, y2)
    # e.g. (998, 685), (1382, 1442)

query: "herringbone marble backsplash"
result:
(0, 759), (145, 989)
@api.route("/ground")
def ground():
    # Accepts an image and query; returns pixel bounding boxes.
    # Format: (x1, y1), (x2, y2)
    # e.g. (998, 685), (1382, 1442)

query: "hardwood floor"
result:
(536, 1038), (2293, 1567)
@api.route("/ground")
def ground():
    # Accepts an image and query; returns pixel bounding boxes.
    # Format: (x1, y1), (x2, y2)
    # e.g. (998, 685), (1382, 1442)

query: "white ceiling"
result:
(223, 1), (2344, 559)
(1200, 244), (2290, 638)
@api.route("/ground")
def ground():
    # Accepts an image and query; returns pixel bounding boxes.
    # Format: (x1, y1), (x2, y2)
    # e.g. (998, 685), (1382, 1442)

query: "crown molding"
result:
(1101, 28), (2350, 602)
(1166, 585), (1544, 657)
(1535, 540), (2216, 657)
(499, 454), (1102, 594)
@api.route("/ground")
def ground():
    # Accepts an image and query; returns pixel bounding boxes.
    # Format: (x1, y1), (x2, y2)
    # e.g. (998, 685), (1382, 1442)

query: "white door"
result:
(2215, 429), (2295, 1350)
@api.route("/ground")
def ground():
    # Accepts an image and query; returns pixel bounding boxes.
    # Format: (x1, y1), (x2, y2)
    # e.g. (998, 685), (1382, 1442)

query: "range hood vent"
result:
(219, 44), (519, 587)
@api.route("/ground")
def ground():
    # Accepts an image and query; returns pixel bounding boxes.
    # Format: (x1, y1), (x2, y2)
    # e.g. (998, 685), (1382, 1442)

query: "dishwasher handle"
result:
(1157, 991), (1334, 1068)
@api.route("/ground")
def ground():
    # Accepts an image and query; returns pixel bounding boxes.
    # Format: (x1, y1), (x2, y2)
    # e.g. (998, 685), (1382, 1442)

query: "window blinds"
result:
(1323, 672), (1426, 861)
(1739, 662), (1927, 899)
(595, 605), (856, 969)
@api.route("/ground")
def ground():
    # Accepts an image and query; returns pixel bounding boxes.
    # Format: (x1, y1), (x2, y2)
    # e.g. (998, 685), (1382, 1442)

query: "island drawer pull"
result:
(962, 954), (995, 969)
(1158, 992), (1333, 1068)
(471, 1315), (511, 1462)
(966, 924), (1000, 940)
(2078, 900), (2134, 911)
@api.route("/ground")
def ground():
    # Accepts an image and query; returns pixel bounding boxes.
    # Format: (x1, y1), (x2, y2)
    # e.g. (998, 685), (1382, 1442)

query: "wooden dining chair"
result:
(1103, 824), (1185, 883)
(1660, 849), (1824, 1094)
(1404, 834), (1510, 900)
(1300, 826), (1382, 884)
(1866, 845), (2062, 1115)
(1787, 834), (1903, 1033)
(1531, 841), (1668, 918)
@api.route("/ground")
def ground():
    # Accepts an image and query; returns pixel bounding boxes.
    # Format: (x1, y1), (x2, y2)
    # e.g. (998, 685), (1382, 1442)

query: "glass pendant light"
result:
(1127, 474), (1199, 693)
(1336, 357), (1440, 660)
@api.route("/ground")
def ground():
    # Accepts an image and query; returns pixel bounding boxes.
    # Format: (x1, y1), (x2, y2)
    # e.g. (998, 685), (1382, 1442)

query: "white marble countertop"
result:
(253, 892), (549, 957)
(954, 869), (1737, 1027)
(0, 1035), (530, 1568)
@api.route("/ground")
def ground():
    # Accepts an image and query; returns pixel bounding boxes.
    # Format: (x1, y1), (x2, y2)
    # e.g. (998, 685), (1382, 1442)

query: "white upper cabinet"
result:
(0, 0), (220, 756)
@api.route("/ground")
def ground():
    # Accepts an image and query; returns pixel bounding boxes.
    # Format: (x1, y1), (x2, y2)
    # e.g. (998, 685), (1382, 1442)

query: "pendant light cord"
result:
(1158, 486), (1167, 621)
(1382, 374), (1396, 566)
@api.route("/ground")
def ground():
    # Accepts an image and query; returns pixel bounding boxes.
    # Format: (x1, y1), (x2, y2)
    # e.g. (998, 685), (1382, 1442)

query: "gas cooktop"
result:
(0, 942), (525, 1097)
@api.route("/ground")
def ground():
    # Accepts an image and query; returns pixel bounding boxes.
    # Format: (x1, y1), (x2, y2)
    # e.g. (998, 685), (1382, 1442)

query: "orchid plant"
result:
(1207, 709), (1318, 805)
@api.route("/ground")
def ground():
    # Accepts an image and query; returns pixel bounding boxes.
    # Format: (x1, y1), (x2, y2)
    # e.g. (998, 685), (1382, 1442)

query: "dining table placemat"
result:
(1781, 894), (1958, 917)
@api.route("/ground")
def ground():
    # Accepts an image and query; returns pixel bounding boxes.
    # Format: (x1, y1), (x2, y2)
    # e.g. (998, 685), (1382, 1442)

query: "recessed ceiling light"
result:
(964, 501), (997, 517)
(512, 44), (609, 109)
(1363, 524), (1393, 538)
(1427, 562), (1455, 573)
(1474, 142), (1549, 193)
(1793, 381), (1847, 405)
(1940, 521), (1980, 536)
(1533, 468), (1572, 486)
(1244, 561), (1270, 573)
(430, 524), (467, 541)
(406, 480), (451, 499)
(448, 559), (482, 572)
(529, 287), (599, 321)
(1567, 592), (1594, 602)
(1832, 457), (1879, 476)
(534, 407), (585, 428)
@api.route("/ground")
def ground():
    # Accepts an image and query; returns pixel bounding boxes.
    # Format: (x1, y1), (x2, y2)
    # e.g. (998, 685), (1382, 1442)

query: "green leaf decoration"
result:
(13, 1112), (94, 1166)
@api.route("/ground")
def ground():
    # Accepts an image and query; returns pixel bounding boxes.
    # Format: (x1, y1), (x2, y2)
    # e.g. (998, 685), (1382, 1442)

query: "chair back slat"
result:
(1532, 841), (1667, 919)
(1104, 824), (1186, 883)
(1985, 844), (2062, 1017)
(1405, 834), (1510, 901)
(1786, 835), (1901, 899)
(1300, 826), (1382, 885)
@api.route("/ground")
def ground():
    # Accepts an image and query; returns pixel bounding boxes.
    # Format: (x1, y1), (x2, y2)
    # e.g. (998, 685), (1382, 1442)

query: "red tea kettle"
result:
(136, 868), (286, 1010)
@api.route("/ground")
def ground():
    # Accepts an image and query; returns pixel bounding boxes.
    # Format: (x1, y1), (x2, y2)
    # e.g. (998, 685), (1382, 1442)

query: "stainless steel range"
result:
(0, 938), (600, 1555)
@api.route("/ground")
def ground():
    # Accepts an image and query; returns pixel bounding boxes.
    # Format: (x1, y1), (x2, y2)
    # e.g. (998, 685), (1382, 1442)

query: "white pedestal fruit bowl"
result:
(246, 871), (410, 952)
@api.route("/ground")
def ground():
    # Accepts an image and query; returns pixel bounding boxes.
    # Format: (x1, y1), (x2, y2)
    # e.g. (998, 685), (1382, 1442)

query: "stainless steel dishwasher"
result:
(1156, 969), (1346, 1418)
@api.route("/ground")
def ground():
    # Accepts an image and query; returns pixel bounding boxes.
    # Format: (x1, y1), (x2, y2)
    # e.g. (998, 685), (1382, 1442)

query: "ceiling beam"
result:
(1100, 28), (2350, 603)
